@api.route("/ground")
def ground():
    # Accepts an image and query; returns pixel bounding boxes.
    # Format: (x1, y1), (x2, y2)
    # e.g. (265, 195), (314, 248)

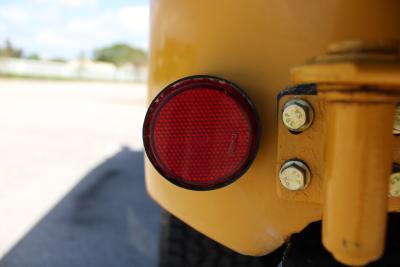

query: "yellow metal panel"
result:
(146, 0), (400, 257)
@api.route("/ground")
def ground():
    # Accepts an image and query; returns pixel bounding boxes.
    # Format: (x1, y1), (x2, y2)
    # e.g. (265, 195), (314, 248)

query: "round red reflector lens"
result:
(143, 75), (259, 190)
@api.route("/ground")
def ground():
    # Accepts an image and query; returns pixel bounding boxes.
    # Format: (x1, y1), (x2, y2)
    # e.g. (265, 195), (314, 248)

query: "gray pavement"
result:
(0, 148), (160, 267)
(0, 79), (160, 266)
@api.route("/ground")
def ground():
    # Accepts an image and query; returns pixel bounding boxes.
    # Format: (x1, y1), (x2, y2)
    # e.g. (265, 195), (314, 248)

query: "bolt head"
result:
(279, 160), (310, 191)
(282, 99), (313, 132)
(389, 172), (400, 197)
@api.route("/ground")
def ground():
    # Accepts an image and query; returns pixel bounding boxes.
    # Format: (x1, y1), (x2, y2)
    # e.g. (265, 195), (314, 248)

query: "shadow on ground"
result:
(0, 148), (160, 267)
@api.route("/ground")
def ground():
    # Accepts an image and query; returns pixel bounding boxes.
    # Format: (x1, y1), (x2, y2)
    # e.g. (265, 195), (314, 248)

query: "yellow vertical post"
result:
(322, 91), (395, 266)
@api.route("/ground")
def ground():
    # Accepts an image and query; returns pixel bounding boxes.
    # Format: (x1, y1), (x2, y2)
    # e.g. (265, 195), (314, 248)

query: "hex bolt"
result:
(282, 99), (314, 132)
(279, 160), (311, 191)
(389, 172), (400, 197)
(393, 104), (400, 135)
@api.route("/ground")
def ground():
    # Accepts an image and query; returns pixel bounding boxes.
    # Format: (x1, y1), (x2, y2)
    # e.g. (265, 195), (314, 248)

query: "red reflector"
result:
(143, 75), (259, 190)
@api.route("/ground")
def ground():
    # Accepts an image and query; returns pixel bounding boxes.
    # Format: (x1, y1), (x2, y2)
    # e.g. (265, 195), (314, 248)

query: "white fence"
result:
(0, 57), (147, 82)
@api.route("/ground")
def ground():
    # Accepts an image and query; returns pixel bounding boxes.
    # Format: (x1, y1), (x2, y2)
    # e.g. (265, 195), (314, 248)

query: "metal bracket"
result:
(276, 84), (400, 211)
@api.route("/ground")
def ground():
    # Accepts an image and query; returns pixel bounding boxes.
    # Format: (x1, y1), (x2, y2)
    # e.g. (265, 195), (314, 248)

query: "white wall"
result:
(0, 58), (147, 82)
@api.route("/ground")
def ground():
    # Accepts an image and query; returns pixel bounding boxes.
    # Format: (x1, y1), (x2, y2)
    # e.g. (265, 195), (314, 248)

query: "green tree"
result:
(93, 43), (147, 66)
(26, 53), (41, 60)
(50, 57), (66, 63)
(0, 40), (23, 58)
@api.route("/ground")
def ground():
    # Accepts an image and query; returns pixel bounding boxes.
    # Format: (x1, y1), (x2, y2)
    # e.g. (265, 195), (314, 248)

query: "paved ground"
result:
(0, 79), (160, 266)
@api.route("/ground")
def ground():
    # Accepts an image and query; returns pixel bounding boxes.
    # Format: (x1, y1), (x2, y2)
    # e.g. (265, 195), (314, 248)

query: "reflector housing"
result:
(143, 75), (259, 190)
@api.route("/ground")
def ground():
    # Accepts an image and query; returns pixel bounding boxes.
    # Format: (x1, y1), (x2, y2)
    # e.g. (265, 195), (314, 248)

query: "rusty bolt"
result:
(282, 99), (314, 132)
(279, 160), (311, 191)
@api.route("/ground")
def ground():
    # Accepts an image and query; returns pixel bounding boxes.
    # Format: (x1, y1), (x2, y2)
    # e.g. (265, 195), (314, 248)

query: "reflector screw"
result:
(389, 172), (400, 197)
(282, 99), (314, 132)
(279, 160), (310, 191)
(393, 104), (400, 135)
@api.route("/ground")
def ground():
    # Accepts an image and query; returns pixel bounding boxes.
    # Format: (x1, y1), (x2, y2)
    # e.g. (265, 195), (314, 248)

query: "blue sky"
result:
(0, 0), (150, 59)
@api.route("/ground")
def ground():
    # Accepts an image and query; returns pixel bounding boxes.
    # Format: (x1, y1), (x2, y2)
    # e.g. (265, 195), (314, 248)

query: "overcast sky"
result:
(0, 0), (149, 60)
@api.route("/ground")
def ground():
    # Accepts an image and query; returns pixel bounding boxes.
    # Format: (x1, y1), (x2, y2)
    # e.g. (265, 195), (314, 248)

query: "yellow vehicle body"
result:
(145, 0), (400, 265)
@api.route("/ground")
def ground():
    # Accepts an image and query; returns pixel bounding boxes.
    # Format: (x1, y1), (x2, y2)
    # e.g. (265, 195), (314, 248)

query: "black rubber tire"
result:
(159, 211), (283, 267)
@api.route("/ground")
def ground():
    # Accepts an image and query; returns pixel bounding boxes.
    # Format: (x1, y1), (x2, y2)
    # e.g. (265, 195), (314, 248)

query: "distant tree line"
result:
(93, 43), (147, 66)
(0, 40), (24, 58)
(0, 40), (59, 61)
(0, 39), (147, 66)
